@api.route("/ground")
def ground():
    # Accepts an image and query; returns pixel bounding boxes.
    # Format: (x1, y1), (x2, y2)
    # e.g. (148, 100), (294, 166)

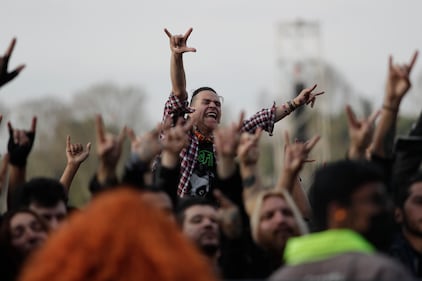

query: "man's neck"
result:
(195, 126), (213, 140)
(403, 228), (422, 253)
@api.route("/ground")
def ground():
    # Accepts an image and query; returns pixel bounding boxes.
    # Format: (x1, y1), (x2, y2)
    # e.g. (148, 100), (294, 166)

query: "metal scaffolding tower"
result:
(273, 19), (331, 187)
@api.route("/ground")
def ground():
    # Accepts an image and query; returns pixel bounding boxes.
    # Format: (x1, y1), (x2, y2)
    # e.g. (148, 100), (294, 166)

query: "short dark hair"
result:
(308, 160), (384, 230)
(175, 197), (217, 226)
(396, 172), (422, 208)
(11, 177), (68, 210)
(190, 86), (217, 105)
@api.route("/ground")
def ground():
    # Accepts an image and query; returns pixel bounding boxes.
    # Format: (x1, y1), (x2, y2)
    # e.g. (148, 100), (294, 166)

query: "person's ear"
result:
(394, 207), (403, 223)
(327, 202), (348, 228)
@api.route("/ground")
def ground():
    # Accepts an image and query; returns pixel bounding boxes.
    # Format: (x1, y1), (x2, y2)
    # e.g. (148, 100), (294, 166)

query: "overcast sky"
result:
(1, 0), (421, 125)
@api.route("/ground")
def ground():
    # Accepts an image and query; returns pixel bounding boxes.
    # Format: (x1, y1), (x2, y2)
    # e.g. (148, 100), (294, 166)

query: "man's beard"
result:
(362, 211), (397, 253)
(402, 211), (422, 238)
(200, 244), (219, 257)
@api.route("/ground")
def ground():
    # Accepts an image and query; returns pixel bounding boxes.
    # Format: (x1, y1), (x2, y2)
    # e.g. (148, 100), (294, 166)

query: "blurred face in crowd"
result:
(29, 201), (67, 231)
(398, 182), (422, 237)
(257, 195), (299, 253)
(347, 182), (388, 233)
(141, 191), (174, 222)
(182, 205), (220, 256)
(345, 181), (393, 250)
(189, 90), (222, 133)
(10, 212), (48, 255)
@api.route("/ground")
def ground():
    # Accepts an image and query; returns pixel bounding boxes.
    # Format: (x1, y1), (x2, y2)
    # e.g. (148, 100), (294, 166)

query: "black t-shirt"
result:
(188, 140), (216, 197)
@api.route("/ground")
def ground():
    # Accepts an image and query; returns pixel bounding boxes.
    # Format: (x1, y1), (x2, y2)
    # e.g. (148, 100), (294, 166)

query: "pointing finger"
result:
(30, 116), (37, 132)
(306, 135), (320, 151)
(183, 27), (193, 40)
(408, 50), (419, 72)
(284, 131), (291, 146)
(7, 121), (13, 135)
(118, 126), (127, 144)
(5, 37), (16, 58)
(66, 135), (71, 151)
(86, 142), (92, 153)
(164, 28), (172, 38)
(126, 127), (136, 142)
(345, 105), (358, 128)
(307, 84), (317, 93)
(95, 115), (106, 143)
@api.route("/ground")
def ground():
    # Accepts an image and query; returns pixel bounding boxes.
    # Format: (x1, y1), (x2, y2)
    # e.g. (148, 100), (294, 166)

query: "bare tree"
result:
(71, 82), (149, 133)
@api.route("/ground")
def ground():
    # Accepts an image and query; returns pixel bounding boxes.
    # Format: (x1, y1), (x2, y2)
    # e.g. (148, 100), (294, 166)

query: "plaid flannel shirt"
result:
(162, 93), (283, 197)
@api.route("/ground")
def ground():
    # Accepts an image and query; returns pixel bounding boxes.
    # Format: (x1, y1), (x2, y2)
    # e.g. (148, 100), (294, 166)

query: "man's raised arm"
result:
(164, 28), (196, 99)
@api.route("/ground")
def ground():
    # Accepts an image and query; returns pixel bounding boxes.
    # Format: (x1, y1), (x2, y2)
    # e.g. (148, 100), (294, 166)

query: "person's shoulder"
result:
(348, 252), (415, 280)
(269, 252), (415, 281)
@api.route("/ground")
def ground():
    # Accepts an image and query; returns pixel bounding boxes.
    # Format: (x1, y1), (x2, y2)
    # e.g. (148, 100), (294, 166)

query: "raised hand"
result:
(164, 28), (197, 54)
(345, 105), (380, 159)
(0, 38), (25, 88)
(237, 128), (263, 167)
(293, 84), (325, 108)
(214, 111), (245, 159)
(60, 136), (91, 193)
(213, 189), (242, 239)
(65, 135), (91, 166)
(161, 117), (192, 156)
(0, 154), (9, 193)
(126, 124), (162, 164)
(385, 51), (418, 106)
(282, 131), (320, 176)
(7, 117), (37, 167)
(95, 114), (126, 174)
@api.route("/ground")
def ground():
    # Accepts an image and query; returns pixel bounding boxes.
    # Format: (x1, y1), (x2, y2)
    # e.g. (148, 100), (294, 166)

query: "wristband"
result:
(382, 104), (398, 113)
(242, 175), (256, 188)
(287, 100), (297, 112)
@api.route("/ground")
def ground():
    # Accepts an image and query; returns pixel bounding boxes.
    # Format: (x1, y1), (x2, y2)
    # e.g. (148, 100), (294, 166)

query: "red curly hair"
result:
(18, 187), (218, 281)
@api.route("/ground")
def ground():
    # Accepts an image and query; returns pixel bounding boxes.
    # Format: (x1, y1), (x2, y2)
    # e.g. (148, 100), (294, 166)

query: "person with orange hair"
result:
(18, 187), (218, 281)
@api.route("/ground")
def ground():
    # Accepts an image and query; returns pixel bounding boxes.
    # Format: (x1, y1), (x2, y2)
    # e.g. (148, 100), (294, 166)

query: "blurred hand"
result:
(385, 51), (418, 105)
(0, 38), (25, 88)
(7, 117), (36, 167)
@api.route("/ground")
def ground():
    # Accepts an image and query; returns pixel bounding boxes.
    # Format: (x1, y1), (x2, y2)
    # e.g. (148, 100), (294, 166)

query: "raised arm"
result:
(0, 38), (25, 88)
(160, 117), (191, 169)
(237, 128), (263, 202)
(164, 28), (196, 99)
(345, 105), (380, 160)
(155, 117), (191, 204)
(242, 84), (324, 136)
(213, 189), (242, 239)
(275, 84), (324, 122)
(7, 117), (36, 207)
(92, 115), (126, 191)
(0, 153), (9, 195)
(60, 135), (91, 194)
(0, 114), (9, 196)
(214, 112), (245, 180)
(276, 131), (320, 220)
(369, 51), (418, 157)
(123, 125), (162, 187)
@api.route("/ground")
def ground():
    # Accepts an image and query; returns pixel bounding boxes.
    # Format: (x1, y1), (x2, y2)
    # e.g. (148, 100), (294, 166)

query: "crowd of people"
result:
(0, 28), (421, 281)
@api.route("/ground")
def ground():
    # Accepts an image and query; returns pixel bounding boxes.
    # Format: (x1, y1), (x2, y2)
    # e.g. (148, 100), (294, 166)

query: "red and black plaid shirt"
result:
(162, 93), (285, 197)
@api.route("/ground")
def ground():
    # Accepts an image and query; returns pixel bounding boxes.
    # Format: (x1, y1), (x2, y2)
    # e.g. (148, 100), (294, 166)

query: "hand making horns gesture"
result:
(164, 28), (197, 54)
(386, 50), (418, 102)
(0, 38), (25, 88)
